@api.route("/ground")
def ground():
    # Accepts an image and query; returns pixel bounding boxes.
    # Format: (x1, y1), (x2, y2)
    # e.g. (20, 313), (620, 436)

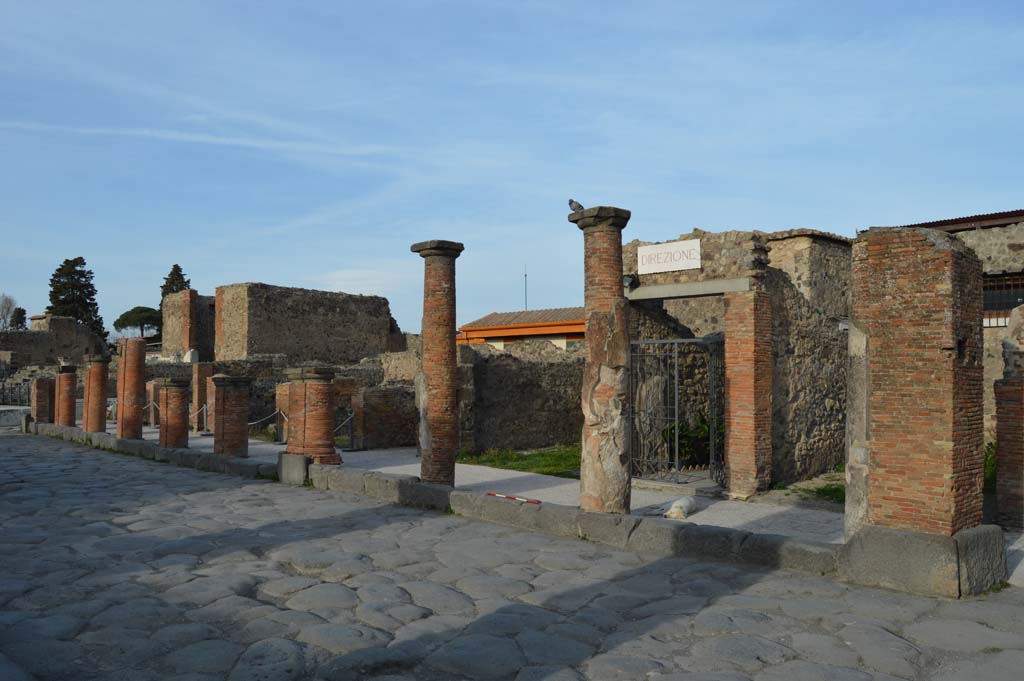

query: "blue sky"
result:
(1, 1), (1022, 334)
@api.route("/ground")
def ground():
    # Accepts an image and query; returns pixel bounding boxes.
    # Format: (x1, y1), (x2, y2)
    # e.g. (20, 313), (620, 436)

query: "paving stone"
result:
(228, 637), (305, 681)
(582, 653), (667, 680)
(930, 650), (1024, 681)
(0, 652), (33, 681)
(902, 618), (1024, 653)
(753, 660), (873, 681)
(787, 633), (860, 668)
(400, 581), (475, 615)
(284, 584), (358, 613)
(689, 635), (795, 672)
(515, 665), (584, 681)
(425, 633), (526, 680)
(297, 622), (390, 654)
(257, 577), (319, 602)
(837, 624), (919, 678)
(164, 639), (244, 674)
(516, 627), (594, 665)
(152, 622), (222, 646)
(163, 575), (257, 606)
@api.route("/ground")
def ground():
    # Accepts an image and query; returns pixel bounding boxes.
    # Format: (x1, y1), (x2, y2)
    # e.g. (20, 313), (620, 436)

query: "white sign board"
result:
(637, 239), (701, 275)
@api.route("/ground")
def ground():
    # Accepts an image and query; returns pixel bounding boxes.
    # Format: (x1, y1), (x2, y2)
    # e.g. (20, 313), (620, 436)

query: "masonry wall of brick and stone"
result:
(954, 221), (1024, 435)
(353, 385), (417, 449)
(161, 289), (215, 361)
(0, 314), (105, 368)
(214, 283), (405, 364)
(622, 229), (851, 484)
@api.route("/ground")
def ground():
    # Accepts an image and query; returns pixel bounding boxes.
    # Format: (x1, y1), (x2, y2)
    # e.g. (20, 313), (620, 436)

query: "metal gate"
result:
(627, 338), (724, 486)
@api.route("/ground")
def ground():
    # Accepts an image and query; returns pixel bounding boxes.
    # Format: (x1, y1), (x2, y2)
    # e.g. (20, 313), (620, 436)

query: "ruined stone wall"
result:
(214, 283), (401, 364)
(0, 315), (105, 367)
(161, 290), (216, 361)
(353, 385), (417, 449)
(953, 222), (1024, 434)
(457, 341), (584, 453)
(765, 235), (851, 482)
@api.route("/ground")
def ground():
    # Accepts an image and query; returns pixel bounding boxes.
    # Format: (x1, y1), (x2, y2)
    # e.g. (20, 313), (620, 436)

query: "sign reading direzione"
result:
(637, 239), (701, 275)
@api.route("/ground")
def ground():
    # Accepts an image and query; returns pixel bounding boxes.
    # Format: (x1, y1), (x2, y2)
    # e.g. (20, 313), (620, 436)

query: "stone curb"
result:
(21, 422), (837, 576)
(24, 421), (278, 481)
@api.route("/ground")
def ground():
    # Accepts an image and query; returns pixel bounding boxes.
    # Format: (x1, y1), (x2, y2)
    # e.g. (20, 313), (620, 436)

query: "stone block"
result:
(62, 426), (85, 443)
(278, 453), (311, 486)
(736, 533), (838, 575)
(225, 458), (261, 479)
(448, 490), (483, 517)
(152, 446), (171, 463)
(163, 448), (184, 465)
(308, 463), (331, 490)
(257, 463), (278, 480)
(115, 439), (146, 457)
(678, 524), (750, 562)
(137, 443), (159, 460)
(89, 432), (116, 451)
(20, 413), (30, 433)
(626, 518), (688, 557)
(576, 511), (640, 548)
(178, 450), (201, 468)
(325, 467), (366, 495)
(474, 493), (525, 526)
(955, 525), (1008, 595)
(837, 525), (960, 597)
(529, 502), (581, 538)
(363, 471), (419, 503)
(396, 480), (451, 511)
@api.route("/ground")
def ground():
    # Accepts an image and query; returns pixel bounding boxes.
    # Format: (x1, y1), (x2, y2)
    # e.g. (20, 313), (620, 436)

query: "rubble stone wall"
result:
(0, 315), (105, 367)
(214, 283), (402, 364)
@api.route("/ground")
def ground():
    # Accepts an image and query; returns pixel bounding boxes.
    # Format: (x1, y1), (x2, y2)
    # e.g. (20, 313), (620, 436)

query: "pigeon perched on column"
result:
(569, 198), (585, 211)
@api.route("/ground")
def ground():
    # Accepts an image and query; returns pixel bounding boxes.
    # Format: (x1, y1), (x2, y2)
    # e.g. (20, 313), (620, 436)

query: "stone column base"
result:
(837, 524), (1007, 597)
(278, 452), (311, 486)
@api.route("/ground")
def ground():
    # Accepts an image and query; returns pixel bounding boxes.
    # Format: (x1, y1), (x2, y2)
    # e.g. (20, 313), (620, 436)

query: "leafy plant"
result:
(984, 441), (997, 493)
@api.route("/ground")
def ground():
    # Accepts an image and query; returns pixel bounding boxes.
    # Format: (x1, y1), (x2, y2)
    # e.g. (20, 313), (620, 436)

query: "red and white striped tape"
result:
(486, 492), (541, 504)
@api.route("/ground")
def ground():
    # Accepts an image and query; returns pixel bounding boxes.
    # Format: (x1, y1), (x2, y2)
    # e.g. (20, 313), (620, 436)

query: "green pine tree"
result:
(9, 307), (27, 330)
(46, 257), (108, 341)
(160, 264), (191, 310)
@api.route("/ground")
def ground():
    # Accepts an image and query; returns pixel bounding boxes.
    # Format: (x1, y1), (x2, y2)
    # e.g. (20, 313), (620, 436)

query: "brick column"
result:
(116, 338), (146, 440)
(191, 362), (214, 431)
(723, 289), (773, 497)
(144, 380), (160, 427)
(285, 367), (339, 464)
(212, 374), (250, 457)
(275, 382), (290, 444)
(158, 378), (190, 448)
(54, 364), (77, 427)
(570, 206), (632, 514)
(30, 377), (55, 424)
(82, 355), (111, 433)
(411, 240), (464, 486)
(995, 377), (1024, 529)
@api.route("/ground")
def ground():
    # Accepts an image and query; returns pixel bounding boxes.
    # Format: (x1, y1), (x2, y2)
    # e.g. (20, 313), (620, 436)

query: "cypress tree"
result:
(46, 257), (107, 341)
(160, 264), (191, 310)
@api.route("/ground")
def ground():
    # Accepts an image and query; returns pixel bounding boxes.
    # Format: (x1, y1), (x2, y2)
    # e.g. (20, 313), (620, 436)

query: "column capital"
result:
(569, 206), (631, 231)
(411, 240), (465, 258)
(57, 363), (77, 374)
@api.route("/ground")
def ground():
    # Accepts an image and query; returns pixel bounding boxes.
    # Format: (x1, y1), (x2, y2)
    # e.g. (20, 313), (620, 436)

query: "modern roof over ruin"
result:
(461, 306), (585, 330)
(873, 209), (1024, 233)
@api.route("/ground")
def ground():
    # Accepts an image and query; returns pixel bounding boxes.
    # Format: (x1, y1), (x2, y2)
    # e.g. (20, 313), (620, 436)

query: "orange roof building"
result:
(457, 307), (584, 349)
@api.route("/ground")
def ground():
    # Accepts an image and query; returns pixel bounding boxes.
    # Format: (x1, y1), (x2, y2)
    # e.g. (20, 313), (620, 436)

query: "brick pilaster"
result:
(191, 362), (214, 431)
(54, 364), (77, 427)
(570, 206), (632, 514)
(275, 381), (290, 443)
(411, 239), (464, 486)
(30, 377), (55, 424)
(285, 367), (339, 464)
(995, 376), (1024, 529)
(723, 289), (773, 497)
(212, 374), (250, 457)
(158, 378), (190, 448)
(116, 338), (146, 440)
(82, 355), (111, 433)
(849, 228), (984, 537)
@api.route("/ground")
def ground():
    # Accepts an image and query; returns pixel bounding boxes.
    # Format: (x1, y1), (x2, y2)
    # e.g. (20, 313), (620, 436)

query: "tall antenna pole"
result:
(524, 264), (528, 310)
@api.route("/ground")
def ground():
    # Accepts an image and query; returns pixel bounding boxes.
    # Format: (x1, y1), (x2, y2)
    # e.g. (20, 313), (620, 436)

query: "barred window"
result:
(983, 273), (1024, 327)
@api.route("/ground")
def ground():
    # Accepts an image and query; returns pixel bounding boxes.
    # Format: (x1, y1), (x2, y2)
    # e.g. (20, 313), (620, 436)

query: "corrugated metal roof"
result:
(875, 209), (1024, 233)
(462, 306), (585, 329)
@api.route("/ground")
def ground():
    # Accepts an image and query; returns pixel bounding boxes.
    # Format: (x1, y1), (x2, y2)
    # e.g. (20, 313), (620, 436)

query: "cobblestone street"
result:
(2, 430), (1024, 681)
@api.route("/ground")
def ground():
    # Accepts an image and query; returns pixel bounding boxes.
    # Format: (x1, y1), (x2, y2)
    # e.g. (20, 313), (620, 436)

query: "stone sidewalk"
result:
(3, 430), (1024, 680)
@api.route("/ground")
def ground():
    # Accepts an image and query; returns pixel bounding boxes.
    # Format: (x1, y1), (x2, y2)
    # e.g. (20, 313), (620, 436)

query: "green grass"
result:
(456, 445), (581, 479)
(802, 482), (845, 505)
(984, 441), (998, 493)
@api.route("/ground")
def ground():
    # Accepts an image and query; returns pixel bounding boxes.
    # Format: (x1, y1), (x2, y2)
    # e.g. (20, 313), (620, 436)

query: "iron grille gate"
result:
(627, 338), (725, 486)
